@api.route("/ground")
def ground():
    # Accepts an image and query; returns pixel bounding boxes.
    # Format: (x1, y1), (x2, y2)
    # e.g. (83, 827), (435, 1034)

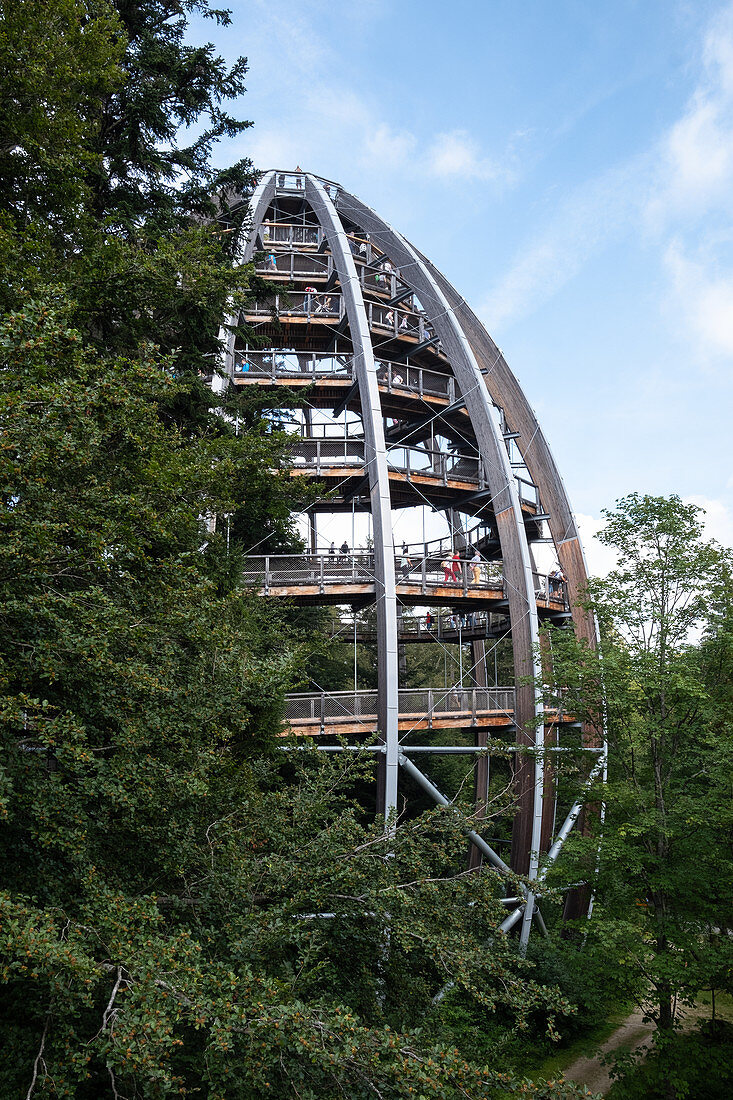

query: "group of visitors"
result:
(424, 610), (477, 632)
(440, 547), (484, 585)
(548, 565), (567, 600)
(328, 541), (351, 564)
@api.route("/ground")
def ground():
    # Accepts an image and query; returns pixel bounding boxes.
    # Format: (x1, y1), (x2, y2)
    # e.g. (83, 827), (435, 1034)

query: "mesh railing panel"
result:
(234, 351), (452, 400)
(285, 687), (517, 723)
(243, 555), (377, 587)
(242, 554), (507, 591)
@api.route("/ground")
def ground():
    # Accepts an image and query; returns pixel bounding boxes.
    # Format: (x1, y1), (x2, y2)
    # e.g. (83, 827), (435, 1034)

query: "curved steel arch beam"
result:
(417, 257), (597, 651)
(417, 238), (605, 927)
(303, 175), (400, 822)
(214, 171), (278, 391)
(335, 189), (545, 898)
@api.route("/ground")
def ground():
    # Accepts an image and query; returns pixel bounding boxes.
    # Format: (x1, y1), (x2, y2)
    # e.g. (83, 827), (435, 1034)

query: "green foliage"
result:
(0, 738), (590, 1098)
(0, 0), (124, 230)
(543, 494), (733, 1079)
(606, 1020), (733, 1100)
(89, 0), (256, 234)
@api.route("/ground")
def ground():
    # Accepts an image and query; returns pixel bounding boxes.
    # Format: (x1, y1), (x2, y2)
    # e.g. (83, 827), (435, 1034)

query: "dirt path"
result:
(562, 1009), (652, 1096)
(562, 1004), (711, 1096)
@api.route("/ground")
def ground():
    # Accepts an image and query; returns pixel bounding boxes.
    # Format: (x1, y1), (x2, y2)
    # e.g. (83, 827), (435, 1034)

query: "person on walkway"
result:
(470, 549), (483, 585)
(549, 565), (566, 600)
(451, 550), (461, 584)
(339, 540), (349, 564)
(441, 557), (453, 584)
(399, 543), (412, 579)
(329, 542), (336, 557)
(314, 294), (332, 314)
(425, 611), (433, 632)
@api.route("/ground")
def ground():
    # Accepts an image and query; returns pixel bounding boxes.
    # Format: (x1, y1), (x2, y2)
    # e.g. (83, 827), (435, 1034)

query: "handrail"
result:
(256, 222), (404, 297)
(241, 553), (568, 607)
(243, 291), (343, 319)
(233, 351), (455, 401)
(285, 686), (516, 724)
(329, 609), (511, 641)
(242, 293), (437, 349)
(287, 438), (485, 488)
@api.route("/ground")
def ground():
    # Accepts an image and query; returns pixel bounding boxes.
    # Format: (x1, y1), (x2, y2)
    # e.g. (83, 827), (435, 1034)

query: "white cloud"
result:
(365, 124), (417, 170)
(479, 156), (644, 329)
(478, 2), (733, 349)
(425, 129), (503, 182)
(575, 513), (619, 579)
(684, 495), (733, 548)
(642, 2), (733, 366)
(664, 241), (733, 358)
(649, 3), (733, 224)
(218, 1), (513, 203)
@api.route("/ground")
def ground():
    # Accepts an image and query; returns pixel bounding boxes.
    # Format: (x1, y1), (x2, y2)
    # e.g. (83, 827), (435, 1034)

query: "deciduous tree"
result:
(544, 495), (733, 1096)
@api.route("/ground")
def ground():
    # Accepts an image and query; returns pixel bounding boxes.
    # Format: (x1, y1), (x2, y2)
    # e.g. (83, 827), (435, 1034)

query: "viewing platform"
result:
(284, 686), (516, 736)
(233, 352), (456, 402)
(283, 687), (575, 738)
(287, 436), (494, 508)
(329, 609), (511, 644)
(243, 553), (568, 612)
(241, 292), (444, 355)
(231, 355), (543, 517)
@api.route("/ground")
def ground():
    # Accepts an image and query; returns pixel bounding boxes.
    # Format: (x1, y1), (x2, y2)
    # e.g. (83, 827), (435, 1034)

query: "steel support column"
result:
(305, 176), (400, 823)
(215, 171), (278, 388)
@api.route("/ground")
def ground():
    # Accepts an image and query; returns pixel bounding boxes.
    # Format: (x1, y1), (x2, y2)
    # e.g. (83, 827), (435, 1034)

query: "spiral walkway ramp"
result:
(216, 170), (605, 944)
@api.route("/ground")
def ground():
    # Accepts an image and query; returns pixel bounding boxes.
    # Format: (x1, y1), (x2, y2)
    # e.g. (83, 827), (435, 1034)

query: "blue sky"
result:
(194, 0), (733, 568)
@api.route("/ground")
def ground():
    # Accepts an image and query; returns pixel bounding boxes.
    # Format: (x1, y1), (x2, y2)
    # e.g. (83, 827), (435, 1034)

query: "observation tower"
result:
(218, 170), (605, 945)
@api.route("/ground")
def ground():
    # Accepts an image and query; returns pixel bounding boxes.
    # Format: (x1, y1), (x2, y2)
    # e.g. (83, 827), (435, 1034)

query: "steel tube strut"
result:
(398, 752), (519, 884)
(305, 175), (400, 823)
(538, 755), (606, 881)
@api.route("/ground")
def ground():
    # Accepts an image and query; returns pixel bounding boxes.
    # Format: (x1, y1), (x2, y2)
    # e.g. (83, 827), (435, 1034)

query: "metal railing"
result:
(261, 221), (320, 247)
(242, 553), (504, 595)
(242, 553), (568, 607)
(329, 610), (511, 642)
(242, 294), (438, 348)
(233, 351), (456, 401)
(516, 477), (540, 508)
(234, 351), (353, 379)
(286, 437), (485, 488)
(533, 573), (569, 608)
(290, 438), (366, 470)
(243, 291), (343, 319)
(255, 252), (331, 279)
(243, 554), (376, 589)
(256, 222), (404, 298)
(415, 521), (497, 559)
(285, 686), (516, 727)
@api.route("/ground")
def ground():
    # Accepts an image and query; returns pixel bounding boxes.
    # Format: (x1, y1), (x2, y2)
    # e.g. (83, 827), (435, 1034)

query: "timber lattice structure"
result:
(216, 170), (605, 945)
